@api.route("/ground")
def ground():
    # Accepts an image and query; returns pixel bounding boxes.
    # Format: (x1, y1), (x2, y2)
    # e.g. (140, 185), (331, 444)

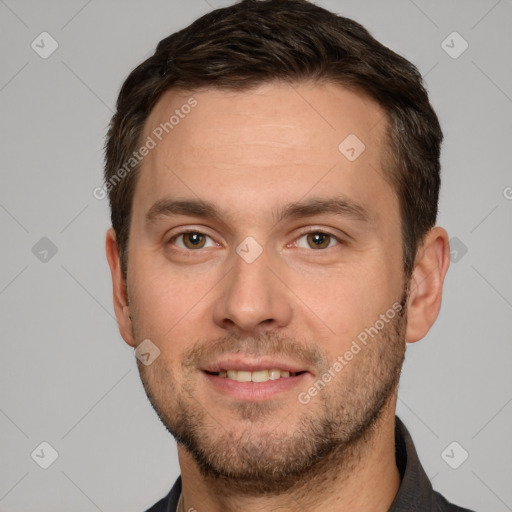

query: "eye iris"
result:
(183, 232), (206, 249)
(307, 232), (330, 249)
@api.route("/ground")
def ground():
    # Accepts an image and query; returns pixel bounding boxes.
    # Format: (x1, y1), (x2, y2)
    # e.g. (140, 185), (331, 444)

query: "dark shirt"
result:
(144, 416), (475, 512)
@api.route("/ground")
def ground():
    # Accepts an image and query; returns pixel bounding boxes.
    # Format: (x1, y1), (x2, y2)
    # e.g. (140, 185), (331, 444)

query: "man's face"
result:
(124, 82), (408, 490)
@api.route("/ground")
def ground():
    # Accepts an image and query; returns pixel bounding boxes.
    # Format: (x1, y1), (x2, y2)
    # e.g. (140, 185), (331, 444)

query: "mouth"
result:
(203, 369), (307, 382)
(201, 358), (311, 400)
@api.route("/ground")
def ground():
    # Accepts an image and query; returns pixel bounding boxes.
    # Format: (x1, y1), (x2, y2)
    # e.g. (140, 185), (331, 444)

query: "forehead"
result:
(135, 81), (395, 226)
(144, 81), (387, 159)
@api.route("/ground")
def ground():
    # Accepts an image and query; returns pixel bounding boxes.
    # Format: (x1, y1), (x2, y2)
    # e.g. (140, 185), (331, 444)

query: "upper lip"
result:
(202, 356), (310, 374)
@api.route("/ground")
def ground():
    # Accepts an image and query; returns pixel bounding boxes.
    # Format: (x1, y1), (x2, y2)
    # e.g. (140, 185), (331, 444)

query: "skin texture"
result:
(106, 82), (450, 512)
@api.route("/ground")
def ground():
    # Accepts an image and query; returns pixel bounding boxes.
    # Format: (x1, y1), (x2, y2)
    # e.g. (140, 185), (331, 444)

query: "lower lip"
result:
(202, 371), (309, 401)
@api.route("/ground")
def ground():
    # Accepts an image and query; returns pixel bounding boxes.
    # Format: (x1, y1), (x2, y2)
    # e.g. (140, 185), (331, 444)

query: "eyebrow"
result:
(145, 196), (372, 227)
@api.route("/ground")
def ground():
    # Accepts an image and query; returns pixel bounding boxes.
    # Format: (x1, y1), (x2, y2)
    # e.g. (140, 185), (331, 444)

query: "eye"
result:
(169, 231), (216, 250)
(294, 231), (341, 250)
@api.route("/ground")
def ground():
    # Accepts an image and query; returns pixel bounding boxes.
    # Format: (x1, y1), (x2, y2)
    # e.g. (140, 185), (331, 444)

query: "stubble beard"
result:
(134, 289), (408, 495)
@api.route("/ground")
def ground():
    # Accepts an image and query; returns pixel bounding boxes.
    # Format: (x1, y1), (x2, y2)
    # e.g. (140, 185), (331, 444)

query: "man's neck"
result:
(177, 406), (400, 512)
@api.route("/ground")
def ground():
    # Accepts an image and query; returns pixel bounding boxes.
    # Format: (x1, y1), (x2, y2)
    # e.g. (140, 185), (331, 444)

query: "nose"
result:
(212, 246), (293, 334)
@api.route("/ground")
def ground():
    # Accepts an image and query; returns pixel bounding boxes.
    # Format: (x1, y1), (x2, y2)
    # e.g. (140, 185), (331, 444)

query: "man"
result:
(104, 0), (475, 510)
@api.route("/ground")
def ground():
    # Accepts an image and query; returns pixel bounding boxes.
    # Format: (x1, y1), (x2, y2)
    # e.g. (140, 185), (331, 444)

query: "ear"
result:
(405, 226), (450, 344)
(105, 228), (136, 347)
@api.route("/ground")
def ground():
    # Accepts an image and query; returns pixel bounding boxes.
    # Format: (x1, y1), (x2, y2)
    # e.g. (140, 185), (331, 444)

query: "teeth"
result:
(252, 370), (269, 382)
(216, 369), (298, 382)
(237, 371), (252, 382)
(269, 369), (281, 380)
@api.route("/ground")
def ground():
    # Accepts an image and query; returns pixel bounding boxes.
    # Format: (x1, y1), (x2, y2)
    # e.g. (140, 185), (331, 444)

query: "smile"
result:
(204, 369), (305, 382)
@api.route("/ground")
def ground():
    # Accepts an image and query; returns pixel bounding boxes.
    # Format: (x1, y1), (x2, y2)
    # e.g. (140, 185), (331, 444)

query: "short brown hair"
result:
(104, 0), (442, 280)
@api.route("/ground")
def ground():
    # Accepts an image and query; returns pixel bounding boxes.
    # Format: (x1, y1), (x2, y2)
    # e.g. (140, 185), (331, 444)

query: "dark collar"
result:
(389, 415), (434, 510)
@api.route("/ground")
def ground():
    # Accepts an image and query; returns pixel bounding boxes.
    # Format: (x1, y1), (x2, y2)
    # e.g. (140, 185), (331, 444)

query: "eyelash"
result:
(166, 228), (344, 252)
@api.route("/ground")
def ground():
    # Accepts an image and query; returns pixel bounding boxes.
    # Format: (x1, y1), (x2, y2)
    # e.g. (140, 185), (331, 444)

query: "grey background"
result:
(0, 0), (511, 511)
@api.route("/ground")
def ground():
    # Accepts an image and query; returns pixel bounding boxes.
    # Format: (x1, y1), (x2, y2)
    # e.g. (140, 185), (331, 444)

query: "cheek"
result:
(287, 264), (399, 354)
(128, 255), (217, 348)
